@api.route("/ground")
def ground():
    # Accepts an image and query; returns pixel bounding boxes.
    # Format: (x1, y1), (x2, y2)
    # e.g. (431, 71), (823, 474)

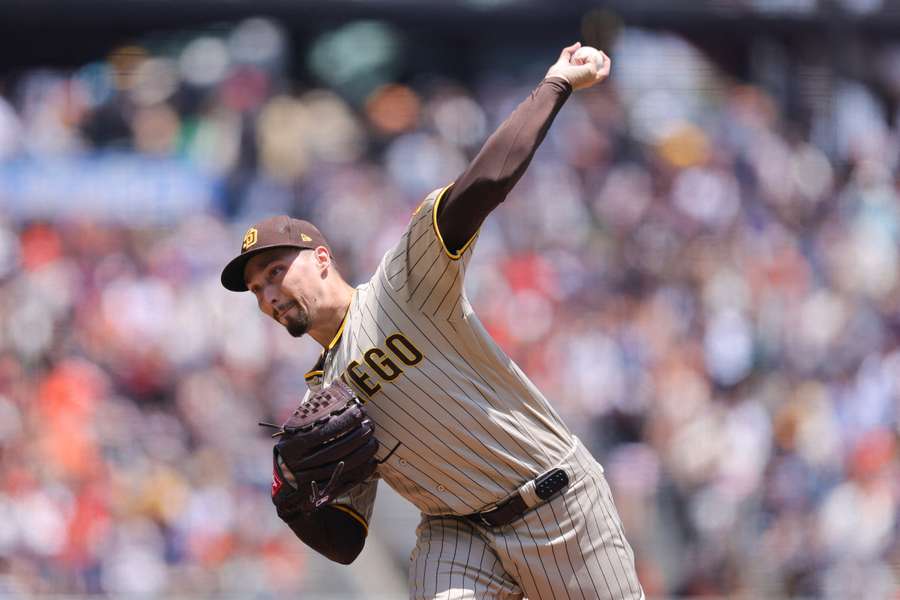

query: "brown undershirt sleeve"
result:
(436, 76), (572, 253)
(282, 504), (367, 565)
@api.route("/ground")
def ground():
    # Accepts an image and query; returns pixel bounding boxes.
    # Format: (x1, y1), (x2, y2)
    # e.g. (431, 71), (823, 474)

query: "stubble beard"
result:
(284, 310), (310, 337)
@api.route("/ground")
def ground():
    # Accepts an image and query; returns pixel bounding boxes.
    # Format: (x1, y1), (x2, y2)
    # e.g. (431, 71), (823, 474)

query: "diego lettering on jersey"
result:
(341, 332), (424, 398)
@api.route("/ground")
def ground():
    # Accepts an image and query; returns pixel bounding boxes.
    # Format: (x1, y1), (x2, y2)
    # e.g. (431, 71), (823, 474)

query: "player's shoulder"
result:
(417, 185), (450, 214)
(401, 185), (452, 246)
(411, 195), (435, 219)
(372, 186), (446, 269)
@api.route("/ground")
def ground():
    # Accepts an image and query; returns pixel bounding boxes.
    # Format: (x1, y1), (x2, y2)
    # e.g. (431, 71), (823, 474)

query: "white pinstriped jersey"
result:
(305, 185), (576, 520)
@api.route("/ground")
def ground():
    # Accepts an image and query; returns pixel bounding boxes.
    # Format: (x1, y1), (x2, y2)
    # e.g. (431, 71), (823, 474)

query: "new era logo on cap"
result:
(220, 215), (330, 292)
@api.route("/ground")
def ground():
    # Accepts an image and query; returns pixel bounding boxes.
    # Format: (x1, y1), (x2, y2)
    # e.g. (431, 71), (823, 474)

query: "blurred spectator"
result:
(0, 13), (898, 598)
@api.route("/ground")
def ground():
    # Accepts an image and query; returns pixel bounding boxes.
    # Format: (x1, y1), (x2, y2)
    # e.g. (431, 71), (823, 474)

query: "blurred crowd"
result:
(0, 16), (898, 599)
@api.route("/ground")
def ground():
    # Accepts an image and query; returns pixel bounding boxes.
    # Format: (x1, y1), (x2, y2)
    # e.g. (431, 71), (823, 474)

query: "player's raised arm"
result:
(436, 42), (611, 253)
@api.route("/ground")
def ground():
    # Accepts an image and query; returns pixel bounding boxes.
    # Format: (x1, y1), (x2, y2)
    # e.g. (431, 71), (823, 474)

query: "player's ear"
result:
(312, 246), (332, 276)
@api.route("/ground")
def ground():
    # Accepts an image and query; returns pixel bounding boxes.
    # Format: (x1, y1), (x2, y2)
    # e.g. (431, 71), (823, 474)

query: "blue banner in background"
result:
(0, 154), (220, 224)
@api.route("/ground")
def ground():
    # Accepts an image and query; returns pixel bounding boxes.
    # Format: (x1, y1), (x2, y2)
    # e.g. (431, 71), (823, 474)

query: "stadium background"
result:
(0, 0), (898, 597)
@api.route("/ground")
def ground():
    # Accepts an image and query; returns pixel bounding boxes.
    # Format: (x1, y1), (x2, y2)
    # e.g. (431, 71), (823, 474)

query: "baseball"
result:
(571, 46), (604, 68)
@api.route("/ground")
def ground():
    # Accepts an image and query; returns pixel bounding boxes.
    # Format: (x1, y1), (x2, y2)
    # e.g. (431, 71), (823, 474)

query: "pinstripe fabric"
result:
(410, 516), (520, 600)
(313, 186), (574, 517)
(409, 442), (643, 600)
(304, 186), (641, 598)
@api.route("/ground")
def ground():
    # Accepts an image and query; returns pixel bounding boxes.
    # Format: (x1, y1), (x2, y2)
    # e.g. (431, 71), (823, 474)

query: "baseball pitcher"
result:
(222, 43), (644, 600)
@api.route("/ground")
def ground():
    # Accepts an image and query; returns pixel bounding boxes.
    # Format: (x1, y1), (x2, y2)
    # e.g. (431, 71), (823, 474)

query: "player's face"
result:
(245, 248), (319, 337)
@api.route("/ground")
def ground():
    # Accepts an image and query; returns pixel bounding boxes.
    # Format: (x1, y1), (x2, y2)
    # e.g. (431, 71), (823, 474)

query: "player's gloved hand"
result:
(269, 381), (379, 515)
(545, 42), (611, 91)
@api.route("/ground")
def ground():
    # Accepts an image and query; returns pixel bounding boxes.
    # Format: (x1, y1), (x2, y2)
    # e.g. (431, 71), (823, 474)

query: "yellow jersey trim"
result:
(330, 503), (369, 535)
(431, 183), (478, 261)
(327, 289), (356, 351)
(307, 290), (356, 378)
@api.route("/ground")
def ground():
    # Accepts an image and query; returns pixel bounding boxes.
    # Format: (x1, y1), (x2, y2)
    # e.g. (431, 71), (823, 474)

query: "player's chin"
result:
(285, 316), (310, 338)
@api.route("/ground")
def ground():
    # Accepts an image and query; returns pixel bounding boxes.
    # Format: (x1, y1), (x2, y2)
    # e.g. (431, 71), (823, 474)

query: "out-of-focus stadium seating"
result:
(0, 8), (897, 598)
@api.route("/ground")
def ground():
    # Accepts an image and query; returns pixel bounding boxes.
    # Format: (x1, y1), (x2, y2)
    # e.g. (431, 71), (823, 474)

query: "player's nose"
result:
(263, 287), (280, 309)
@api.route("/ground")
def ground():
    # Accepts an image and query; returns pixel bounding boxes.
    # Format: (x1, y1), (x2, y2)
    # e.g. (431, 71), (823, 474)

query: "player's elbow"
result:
(327, 513), (368, 564)
(329, 538), (365, 564)
(312, 524), (366, 564)
(284, 504), (369, 565)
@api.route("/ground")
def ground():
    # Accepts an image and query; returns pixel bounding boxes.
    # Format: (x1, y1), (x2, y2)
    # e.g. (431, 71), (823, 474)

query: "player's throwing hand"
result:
(545, 41), (611, 90)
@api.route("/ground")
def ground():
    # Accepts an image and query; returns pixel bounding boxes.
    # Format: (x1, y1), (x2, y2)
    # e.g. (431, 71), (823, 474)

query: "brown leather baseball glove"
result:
(269, 381), (379, 516)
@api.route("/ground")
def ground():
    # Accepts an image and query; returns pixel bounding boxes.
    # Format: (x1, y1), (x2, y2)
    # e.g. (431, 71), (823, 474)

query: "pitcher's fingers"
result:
(597, 51), (612, 77)
(559, 41), (582, 63)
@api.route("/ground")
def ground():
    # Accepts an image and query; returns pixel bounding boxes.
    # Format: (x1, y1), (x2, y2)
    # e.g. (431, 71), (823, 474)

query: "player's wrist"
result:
(541, 76), (573, 94)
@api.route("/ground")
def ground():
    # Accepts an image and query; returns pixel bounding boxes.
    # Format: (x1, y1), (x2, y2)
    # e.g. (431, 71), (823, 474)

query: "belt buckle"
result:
(477, 507), (497, 527)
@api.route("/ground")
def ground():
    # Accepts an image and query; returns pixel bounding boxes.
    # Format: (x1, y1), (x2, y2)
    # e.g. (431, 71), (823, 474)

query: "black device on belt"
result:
(465, 468), (569, 528)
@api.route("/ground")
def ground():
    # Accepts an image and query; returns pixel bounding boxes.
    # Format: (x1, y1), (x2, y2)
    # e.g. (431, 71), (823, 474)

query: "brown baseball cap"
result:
(220, 215), (330, 292)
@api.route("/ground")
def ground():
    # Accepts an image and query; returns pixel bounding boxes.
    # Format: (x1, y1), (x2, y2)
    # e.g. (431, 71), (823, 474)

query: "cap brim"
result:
(220, 243), (306, 292)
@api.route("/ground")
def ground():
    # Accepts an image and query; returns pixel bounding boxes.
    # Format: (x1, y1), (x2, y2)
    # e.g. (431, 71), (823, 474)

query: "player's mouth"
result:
(273, 301), (298, 321)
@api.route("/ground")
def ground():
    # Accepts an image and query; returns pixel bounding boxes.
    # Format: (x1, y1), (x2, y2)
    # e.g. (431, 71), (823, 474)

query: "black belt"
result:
(464, 468), (570, 528)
